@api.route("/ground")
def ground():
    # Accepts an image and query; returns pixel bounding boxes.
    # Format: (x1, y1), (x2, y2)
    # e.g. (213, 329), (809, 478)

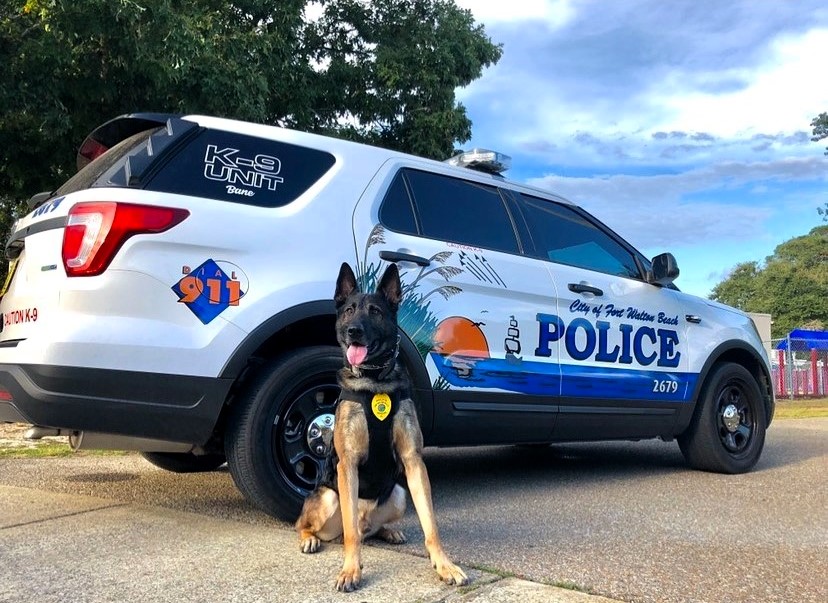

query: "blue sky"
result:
(453, 0), (828, 298)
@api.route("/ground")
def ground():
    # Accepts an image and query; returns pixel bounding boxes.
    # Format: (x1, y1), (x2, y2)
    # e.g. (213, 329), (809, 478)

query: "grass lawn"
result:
(773, 397), (828, 419)
(0, 423), (130, 459)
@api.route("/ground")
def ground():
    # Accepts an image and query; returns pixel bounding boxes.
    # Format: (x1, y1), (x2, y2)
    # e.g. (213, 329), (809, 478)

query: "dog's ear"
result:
(335, 262), (359, 308)
(378, 263), (402, 311)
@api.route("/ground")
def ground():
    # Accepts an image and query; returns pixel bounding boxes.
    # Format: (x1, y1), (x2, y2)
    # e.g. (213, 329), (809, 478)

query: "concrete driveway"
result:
(1, 418), (825, 603)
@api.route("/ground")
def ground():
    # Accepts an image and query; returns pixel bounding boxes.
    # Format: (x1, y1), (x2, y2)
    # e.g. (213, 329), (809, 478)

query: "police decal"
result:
(536, 299), (681, 368)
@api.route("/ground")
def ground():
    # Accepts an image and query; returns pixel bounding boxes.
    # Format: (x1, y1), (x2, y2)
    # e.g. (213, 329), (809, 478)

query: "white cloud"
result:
(657, 28), (828, 138)
(527, 156), (828, 250)
(459, 2), (828, 167)
(455, 0), (828, 297)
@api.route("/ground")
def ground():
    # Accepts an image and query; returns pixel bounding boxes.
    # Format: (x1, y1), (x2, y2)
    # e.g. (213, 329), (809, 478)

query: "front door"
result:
(352, 164), (562, 445)
(514, 192), (692, 440)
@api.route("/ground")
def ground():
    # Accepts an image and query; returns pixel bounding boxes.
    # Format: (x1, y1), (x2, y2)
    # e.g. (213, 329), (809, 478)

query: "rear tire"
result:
(224, 346), (341, 522)
(141, 451), (226, 473)
(678, 362), (766, 474)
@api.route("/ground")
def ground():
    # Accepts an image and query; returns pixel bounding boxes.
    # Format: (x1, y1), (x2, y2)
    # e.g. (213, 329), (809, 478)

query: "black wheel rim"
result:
(716, 380), (756, 454)
(271, 380), (339, 496)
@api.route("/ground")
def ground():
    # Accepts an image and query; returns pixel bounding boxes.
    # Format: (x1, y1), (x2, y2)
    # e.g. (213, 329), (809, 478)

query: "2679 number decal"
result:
(652, 379), (679, 394)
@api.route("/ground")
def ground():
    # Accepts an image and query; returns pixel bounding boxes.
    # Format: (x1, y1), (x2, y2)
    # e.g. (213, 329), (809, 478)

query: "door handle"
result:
(568, 282), (604, 296)
(379, 250), (431, 267)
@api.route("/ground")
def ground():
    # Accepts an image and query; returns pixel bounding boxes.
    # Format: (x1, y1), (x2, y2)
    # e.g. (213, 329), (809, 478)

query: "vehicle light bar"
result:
(444, 148), (512, 175)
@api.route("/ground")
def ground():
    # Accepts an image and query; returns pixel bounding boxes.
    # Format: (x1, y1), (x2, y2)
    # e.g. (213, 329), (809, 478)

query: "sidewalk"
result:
(0, 484), (619, 603)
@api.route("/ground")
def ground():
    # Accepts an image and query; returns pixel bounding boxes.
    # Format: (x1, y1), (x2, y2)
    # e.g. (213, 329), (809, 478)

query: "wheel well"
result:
(205, 314), (337, 448)
(702, 348), (774, 427)
(248, 314), (338, 360)
(211, 310), (432, 446)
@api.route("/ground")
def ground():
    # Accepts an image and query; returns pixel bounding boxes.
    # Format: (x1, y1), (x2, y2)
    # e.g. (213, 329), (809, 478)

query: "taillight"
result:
(62, 202), (189, 277)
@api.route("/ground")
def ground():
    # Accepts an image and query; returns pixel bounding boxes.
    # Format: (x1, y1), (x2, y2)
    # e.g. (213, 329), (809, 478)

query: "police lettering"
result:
(535, 313), (680, 368)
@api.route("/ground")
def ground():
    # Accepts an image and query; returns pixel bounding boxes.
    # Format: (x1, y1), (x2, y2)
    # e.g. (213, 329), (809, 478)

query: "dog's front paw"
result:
(376, 526), (407, 544)
(335, 563), (362, 592)
(299, 535), (321, 554)
(431, 554), (469, 586)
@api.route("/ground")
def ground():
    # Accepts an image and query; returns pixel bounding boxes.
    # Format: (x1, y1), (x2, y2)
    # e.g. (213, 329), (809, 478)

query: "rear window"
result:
(53, 128), (160, 197)
(147, 130), (337, 207)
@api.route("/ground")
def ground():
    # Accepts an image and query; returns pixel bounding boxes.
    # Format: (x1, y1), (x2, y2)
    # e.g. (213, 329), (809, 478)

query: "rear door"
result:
(353, 165), (561, 445)
(513, 192), (692, 440)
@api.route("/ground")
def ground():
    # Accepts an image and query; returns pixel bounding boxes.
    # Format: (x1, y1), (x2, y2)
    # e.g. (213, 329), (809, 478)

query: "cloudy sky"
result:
(453, 0), (828, 298)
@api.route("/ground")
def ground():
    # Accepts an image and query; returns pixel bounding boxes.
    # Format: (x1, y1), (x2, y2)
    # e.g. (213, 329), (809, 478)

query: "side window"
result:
(518, 194), (642, 279)
(378, 171), (418, 235)
(147, 130), (336, 207)
(405, 169), (519, 254)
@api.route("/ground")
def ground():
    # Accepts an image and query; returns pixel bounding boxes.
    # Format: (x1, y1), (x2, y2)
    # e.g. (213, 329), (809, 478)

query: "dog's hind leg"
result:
(365, 484), (408, 544)
(295, 486), (342, 554)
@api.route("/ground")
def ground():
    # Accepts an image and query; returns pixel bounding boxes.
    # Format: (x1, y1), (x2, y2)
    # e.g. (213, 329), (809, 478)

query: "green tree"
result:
(0, 0), (501, 277)
(710, 225), (828, 338)
(812, 112), (828, 154)
(708, 262), (765, 311)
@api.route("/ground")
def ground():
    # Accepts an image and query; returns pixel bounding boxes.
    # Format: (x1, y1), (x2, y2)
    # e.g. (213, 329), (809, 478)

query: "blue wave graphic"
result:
(430, 353), (697, 401)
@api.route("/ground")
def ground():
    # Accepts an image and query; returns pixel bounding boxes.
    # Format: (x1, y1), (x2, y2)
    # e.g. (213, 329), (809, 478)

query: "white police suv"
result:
(0, 114), (774, 521)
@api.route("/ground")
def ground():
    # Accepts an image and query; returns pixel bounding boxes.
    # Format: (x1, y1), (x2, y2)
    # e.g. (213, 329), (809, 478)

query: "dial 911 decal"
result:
(172, 259), (248, 324)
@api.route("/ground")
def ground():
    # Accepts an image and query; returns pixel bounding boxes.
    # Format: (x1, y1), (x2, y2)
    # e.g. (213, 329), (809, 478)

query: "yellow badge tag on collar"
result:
(371, 393), (392, 421)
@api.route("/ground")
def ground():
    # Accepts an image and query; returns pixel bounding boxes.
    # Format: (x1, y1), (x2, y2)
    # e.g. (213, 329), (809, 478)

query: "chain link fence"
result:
(770, 334), (828, 399)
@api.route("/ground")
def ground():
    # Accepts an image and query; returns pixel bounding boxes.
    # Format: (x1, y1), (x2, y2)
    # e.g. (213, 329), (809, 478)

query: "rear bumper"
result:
(0, 363), (232, 445)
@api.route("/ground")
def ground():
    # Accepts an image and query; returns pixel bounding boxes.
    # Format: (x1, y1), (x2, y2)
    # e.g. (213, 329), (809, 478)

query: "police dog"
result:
(295, 262), (468, 592)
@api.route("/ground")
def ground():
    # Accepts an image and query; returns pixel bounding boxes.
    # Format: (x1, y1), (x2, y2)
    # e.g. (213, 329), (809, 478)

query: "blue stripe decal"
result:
(430, 353), (697, 401)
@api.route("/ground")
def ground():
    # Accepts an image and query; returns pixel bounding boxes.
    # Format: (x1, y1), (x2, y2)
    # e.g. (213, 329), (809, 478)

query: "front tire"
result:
(225, 346), (341, 522)
(678, 362), (767, 474)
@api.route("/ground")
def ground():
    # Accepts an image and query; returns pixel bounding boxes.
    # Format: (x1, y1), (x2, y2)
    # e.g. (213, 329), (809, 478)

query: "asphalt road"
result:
(1, 418), (825, 603)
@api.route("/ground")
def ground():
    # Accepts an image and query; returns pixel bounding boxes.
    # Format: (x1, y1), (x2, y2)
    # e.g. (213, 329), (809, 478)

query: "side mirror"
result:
(649, 252), (679, 286)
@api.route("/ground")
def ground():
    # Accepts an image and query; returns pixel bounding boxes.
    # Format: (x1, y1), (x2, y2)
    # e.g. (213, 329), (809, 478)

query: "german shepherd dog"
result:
(295, 262), (468, 592)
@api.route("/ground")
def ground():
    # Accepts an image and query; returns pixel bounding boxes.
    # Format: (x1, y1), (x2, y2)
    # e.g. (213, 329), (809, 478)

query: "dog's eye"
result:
(344, 306), (355, 316)
(369, 306), (381, 316)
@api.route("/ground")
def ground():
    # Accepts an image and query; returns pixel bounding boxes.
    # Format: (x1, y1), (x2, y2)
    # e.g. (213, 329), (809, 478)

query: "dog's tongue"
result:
(347, 345), (368, 366)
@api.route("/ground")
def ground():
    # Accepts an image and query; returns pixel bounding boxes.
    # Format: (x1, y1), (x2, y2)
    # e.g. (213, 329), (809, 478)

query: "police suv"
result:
(0, 114), (774, 521)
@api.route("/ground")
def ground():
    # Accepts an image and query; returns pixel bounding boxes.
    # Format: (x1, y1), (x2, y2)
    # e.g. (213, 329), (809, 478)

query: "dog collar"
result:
(348, 336), (400, 380)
